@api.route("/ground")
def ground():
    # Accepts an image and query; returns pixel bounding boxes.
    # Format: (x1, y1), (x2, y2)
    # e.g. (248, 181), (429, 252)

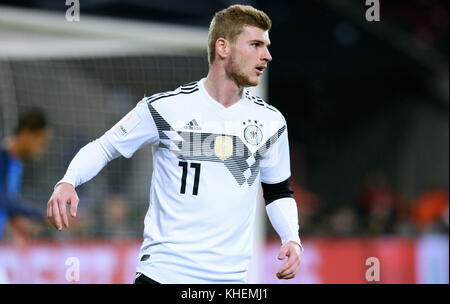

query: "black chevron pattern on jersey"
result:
(146, 83), (199, 149)
(247, 126), (286, 186)
(147, 104), (286, 186)
(172, 132), (253, 186)
(147, 104), (175, 150)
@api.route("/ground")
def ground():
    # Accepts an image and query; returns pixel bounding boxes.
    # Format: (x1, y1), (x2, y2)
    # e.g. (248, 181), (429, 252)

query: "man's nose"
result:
(263, 48), (272, 62)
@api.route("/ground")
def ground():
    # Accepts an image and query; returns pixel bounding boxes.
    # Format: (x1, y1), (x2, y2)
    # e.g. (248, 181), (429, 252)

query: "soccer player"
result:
(47, 5), (303, 283)
(0, 108), (48, 283)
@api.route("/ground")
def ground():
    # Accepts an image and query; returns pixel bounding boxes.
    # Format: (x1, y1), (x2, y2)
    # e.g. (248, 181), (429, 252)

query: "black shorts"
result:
(134, 272), (160, 284)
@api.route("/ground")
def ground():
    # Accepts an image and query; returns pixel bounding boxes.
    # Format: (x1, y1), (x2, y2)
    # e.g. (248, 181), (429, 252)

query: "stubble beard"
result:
(226, 55), (258, 88)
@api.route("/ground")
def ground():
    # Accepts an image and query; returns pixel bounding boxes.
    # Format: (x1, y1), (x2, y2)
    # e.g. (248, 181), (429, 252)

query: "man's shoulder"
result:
(141, 81), (200, 107)
(243, 90), (286, 122)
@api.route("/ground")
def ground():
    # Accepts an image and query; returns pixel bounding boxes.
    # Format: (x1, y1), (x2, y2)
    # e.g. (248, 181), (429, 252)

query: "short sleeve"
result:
(260, 120), (291, 184)
(105, 99), (159, 158)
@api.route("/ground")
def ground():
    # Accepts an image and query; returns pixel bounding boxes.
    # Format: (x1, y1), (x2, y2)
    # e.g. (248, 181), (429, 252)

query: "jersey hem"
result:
(135, 267), (168, 284)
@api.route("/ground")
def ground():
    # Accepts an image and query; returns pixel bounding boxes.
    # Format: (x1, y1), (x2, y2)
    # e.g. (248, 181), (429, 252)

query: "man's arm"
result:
(260, 115), (303, 280)
(47, 135), (120, 230)
(262, 179), (303, 280)
(47, 99), (160, 231)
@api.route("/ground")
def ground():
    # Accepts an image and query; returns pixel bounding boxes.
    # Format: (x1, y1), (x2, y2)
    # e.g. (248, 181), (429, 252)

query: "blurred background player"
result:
(0, 108), (49, 283)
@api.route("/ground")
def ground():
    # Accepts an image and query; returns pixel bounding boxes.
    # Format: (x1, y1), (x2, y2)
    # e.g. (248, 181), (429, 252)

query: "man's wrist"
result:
(54, 180), (75, 190)
(284, 239), (304, 253)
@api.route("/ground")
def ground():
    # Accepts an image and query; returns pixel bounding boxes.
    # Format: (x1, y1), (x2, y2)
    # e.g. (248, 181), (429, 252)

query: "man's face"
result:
(20, 128), (49, 160)
(226, 25), (272, 87)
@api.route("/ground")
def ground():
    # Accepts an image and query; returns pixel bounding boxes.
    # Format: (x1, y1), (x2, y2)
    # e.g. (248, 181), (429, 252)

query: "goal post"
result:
(0, 6), (268, 283)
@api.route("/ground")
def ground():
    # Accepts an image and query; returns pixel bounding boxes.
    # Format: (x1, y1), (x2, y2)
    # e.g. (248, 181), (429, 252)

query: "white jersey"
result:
(105, 78), (291, 283)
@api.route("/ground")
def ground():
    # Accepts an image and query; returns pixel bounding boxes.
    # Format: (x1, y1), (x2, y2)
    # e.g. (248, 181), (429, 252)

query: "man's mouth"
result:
(255, 66), (266, 75)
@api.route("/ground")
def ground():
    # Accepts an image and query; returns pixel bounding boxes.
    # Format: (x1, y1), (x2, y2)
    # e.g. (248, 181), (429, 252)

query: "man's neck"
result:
(204, 67), (243, 108)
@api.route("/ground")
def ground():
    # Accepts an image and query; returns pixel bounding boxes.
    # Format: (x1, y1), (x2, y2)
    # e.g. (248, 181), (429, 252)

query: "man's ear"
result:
(215, 38), (229, 60)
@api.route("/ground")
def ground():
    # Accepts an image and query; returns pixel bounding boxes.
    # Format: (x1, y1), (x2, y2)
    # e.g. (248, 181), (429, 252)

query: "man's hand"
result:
(276, 241), (302, 280)
(47, 183), (79, 231)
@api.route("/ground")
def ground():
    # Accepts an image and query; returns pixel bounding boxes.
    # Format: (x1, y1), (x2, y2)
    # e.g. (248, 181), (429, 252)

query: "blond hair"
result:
(207, 5), (272, 65)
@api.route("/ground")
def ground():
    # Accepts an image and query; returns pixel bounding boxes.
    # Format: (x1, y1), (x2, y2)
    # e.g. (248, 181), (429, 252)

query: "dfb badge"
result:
(243, 120), (263, 146)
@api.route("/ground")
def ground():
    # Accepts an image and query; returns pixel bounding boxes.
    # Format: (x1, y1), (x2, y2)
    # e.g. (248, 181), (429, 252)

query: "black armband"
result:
(261, 178), (294, 206)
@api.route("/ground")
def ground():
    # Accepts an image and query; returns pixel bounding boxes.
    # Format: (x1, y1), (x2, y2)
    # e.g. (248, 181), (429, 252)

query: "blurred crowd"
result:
(276, 170), (449, 239)
(381, 0), (448, 54)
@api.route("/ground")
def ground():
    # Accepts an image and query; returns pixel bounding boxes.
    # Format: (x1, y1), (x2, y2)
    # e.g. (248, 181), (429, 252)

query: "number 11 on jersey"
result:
(178, 161), (201, 195)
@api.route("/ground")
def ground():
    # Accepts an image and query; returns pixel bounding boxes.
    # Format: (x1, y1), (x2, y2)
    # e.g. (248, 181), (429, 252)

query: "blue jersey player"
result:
(0, 108), (48, 241)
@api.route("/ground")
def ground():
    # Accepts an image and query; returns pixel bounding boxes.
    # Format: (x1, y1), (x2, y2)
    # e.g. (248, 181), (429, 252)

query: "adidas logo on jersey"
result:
(184, 119), (201, 130)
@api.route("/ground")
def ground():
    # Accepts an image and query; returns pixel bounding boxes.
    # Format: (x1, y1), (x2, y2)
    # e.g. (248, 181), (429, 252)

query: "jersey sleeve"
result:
(105, 99), (159, 158)
(260, 116), (291, 184)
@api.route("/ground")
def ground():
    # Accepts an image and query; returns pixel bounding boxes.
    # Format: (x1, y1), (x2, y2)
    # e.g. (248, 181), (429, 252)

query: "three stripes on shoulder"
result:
(145, 82), (199, 104)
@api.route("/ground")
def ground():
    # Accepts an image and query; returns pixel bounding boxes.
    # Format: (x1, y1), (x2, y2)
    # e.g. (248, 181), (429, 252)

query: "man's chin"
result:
(240, 77), (259, 87)
(247, 79), (259, 87)
(229, 72), (258, 87)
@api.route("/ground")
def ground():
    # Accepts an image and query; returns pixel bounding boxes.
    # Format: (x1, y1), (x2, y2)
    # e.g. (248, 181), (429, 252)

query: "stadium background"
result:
(0, 0), (448, 283)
